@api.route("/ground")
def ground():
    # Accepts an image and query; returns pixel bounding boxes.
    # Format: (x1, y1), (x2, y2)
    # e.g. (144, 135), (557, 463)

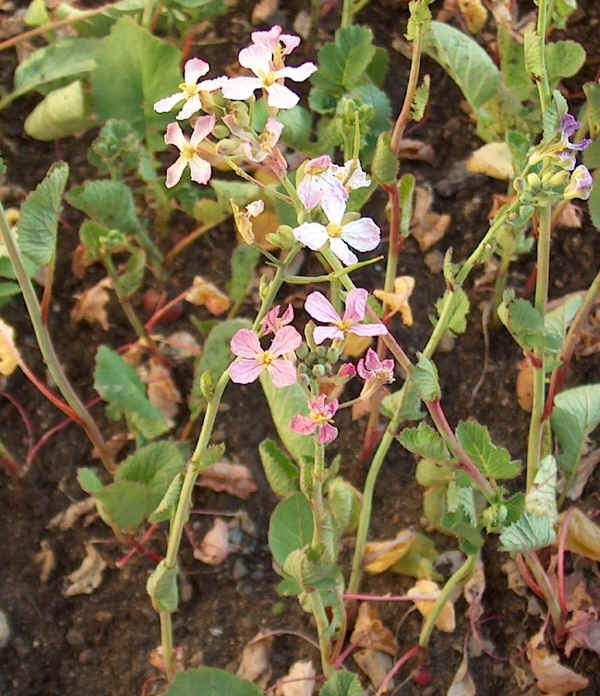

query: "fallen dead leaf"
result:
(406, 579), (456, 632)
(565, 609), (600, 657)
(159, 331), (202, 361)
(198, 459), (258, 500)
(467, 142), (514, 180)
(374, 276), (415, 326)
(411, 186), (451, 251)
(72, 243), (96, 278)
(350, 602), (398, 655)
(63, 543), (107, 597)
(560, 507), (600, 562)
(353, 648), (393, 691)
(395, 138), (435, 163)
(47, 497), (97, 531)
(193, 518), (230, 565)
(527, 628), (589, 694)
(251, 0), (279, 24)
(276, 659), (316, 696)
(71, 277), (113, 330)
(185, 276), (231, 316)
(363, 530), (416, 574)
(501, 558), (527, 597)
(139, 357), (181, 426)
(237, 631), (273, 687)
(566, 448), (600, 500)
(33, 540), (56, 583)
(447, 646), (476, 696)
(0, 318), (20, 376)
(92, 432), (131, 463)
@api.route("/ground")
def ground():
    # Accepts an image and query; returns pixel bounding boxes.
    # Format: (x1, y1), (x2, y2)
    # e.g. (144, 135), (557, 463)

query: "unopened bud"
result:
(215, 138), (240, 157)
(526, 173), (541, 191)
(259, 275), (270, 301)
(212, 124), (229, 140)
(229, 102), (249, 127)
(315, 346), (327, 360)
(326, 347), (341, 363)
(296, 343), (309, 360)
(304, 321), (316, 351)
(312, 364), (326, 378)
(199, 370), (214, 400)
(544, 170), (570, 189)
(277, 225), (295, 249)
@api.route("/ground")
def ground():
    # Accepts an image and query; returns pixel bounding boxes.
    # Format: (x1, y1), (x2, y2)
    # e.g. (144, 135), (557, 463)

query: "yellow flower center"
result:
(335, 319), (353, 334)
(309, 411), (330, 424)
(258, 350), (274, 366)
(181, 144), (197, 161)
(326, 223), (343, 238)
(258, 70), (277, 87)
(179, 82), (198, 99)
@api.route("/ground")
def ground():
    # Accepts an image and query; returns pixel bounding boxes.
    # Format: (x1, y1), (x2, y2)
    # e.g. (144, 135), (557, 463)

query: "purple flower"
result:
(229, 326), (301, 388)
(290, 394), (339, 444)
(154, 59), (227, 120)
(564, 165), (593, 201)
(305, 289), (387, 345)
(164, 116), (215, 188)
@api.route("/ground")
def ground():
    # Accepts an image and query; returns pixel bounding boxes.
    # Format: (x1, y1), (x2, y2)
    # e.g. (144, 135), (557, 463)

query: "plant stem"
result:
(311, 590), (334, 677)
(418, 554), (477, 648)
(526, 205), (551, 491)
(524, 551), (562, 630)
(340, 0), (353, 28)
(535, 0), (552, 112)
(160, 611), (175, 681)
(0, 202), (114, 473)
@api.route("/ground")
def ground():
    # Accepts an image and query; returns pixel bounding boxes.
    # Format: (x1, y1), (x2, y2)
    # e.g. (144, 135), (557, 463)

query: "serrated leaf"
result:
(259, 439), (299, 499)
(88, 119), (143, 178)
(226, 244), (260, 304)
(551, 384), (600, 475)
(277, 106), (312, 150)
(456, 421), (520, 480)
(399, 422), (450, 460)
(164, 668), (263, 696)
(17, 162), (68, 269)
(425, 21), (500, 110)
(371, 131), (398, 184)
(321, 670), (365, 696)
(498, 292), (561, 354)
(149, 471), (183, 523)
(523, 26), (544, 79)
(525, 454), (557, 524)
(545, 41), (586, 88)
(94, 345), (170, 439)
(411, 74), (430, 121)
(542, 89), (568, 144)
(117, 248), (145, 297)
(412, 353), (441, 401)
(92, 17), (181, 150)
(66, 179), (141, 235)
(191, 443), (225, 473)
(311, 25), (376, 92)
(25, 79), (95, 141)
(268, 492), (314, 567)
(348, 83), (391, 146)
(500, 511), (556, 552)
(434, 288), (470, 336)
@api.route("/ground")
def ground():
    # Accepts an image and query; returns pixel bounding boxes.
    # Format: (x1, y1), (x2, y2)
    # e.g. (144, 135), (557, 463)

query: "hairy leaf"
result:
(412, 353), (441, 401)
(551, 384), (600, 475)
(399, 422), (450, 461)
(164, 668), (263, 696)
(500, 511), (556, 552)
(321, 670), (365, 696)
(371, 131), (398, 184)
(311, 25), (376, 92)
(268, 492), (314, 567)
(433, 288), (470, 336)
(456, 421), (520, 480)
(259, 439), (299, 499)
(525, 454), (557, 524)
(67, 179), (141, 235)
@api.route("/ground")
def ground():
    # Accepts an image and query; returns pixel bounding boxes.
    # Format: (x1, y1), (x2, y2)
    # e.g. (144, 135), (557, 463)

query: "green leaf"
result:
(507, 130), (532, 174)
(190, 443), (225, 473)
(545, 41), (586, 88)
(259, 439), (299, 499)
(542, 90), (568, 144)
(226, 245), (260, 304)
(348, 84), (392, 145)
(79, 221), (125, 259)
(146, 560), (178, 613)
(66, 179), (141, 235)
(456, 421), (520, 480)
(311, 25), (376, 92)
(371, 131), (398, 184)
(416, 458), (453, 486)
(380, 381), (424, 421)
(412, 353), (441, 401)
(433, 288), (469, 336)
(117, 249), (145, 297)
(17, 162), (68, 269)
(164, 668), (263, 696)
(366, 47), (389, 87)
(425, 21), (500, 110)
(551, 384), (600, 475)
(398, 174), (415, 237)
(523, 26), (544, 79)
(500, 511), (556, 552)
(544, 294), (583, 342)
(149, 472), (183, 523)
(116, 441), (184, 496)
(94, 479), (151, 531)
(399, 422), (449, 461)
(210, 179), (259, 206)
(88, 119), (143, 177)
(193, 197), (228, 226)
(78, 467), (104, 493)
(584, 82), (600, 139)
(328, 478), (361, 535)
(583, 139), (600, 169)
(589, 171), (600, 231)
(189, 319), (250, 417)
(25, 0), (50, 27)
(259, 372), (314, 465)
(24, 79), (95, 141)
(0, 282), (21, 306)
(268, 492), (314, 567)
(525, 454), (557, 524)
(277, 107), (312, 150)
(308, 87), (337, 115)
(498, 291), (561, 355)
(92, 17), (181, 150)
(498, 26), (532, 101)
(320, 670), (365, 696)
(94, 345), (170, 439)
(411, 74), (430, 122)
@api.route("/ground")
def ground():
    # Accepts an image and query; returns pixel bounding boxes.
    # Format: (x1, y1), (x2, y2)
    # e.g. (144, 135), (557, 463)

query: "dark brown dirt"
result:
(1, 1), (599, 695)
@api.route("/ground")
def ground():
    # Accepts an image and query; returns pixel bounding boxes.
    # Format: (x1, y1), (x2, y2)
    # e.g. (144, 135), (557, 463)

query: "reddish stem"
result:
(375, 645), (420, 696)
(0, 391), (33, 475)
(19, 361), (80, 422)
(145, 288), (188, 332)
(116, 524), (161, 568)
(516, 553), (545, 600)
(557, 508), (575, 621)
(521, 265), (538, 299)
(334, 641), (359, 670)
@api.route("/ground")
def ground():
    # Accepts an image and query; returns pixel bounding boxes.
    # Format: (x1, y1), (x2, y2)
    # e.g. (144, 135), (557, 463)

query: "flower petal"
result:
(229, 358), (264, 384)
(154, 93), (184, 113)
(278, 62), (317, 82)
(318, 422), (338, 444)
(321, 188), (346, 225)
(297, 177), (324, 210)
(239, 44), (272, 76)
(364, 347), (381, 371)
(251, 26), (282, 51)
(222, 76), (262, 100)
(290, 414), (317, 435)
(197, 76), (228, 92)
(342, 218), (381, 252)
(280, 33), (301, 54)
(189, 156), (212, 185)
(266, 83), (299, 109)
(177, 95), (202, 120)
(268, 359), (297, 387)
(165, 122), (187, 150)
(266, 117), (283, 141)
(305, 292), (340, 324)
(293, 223), (328, 250)
(350, 323), (388, 337)
(184, 58), (209, 84)
(230, 328), (260, 358)
(344, 288), (368, 322)
(314, 326), (344, 344)
(190, 114), (216, 145)
(165, 157), (187, 188)
(329, 238), (358, 266)
(269, 326), (302, 357)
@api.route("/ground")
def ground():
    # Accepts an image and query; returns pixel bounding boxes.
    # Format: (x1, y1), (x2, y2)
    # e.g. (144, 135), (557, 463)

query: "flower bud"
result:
(212, 124), (229, 140)
(296, 343), (309, 360)
(229, 102), (249, 127)
(543, 170), (569, 189)
(326, 346), (341, 364)
(315, 346), (327, 360)
(526, 173), (541, 191)
(564, 165), (593, 201)
(199, 370), (214, 400)
(259, 275), (270, 301)
(312, 364), (326, 378)
(215, 138), (240, 157)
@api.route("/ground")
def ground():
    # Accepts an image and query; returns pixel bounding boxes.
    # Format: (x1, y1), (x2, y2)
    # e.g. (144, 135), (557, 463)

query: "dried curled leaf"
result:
(363, 529), (416, 574)
(71, 277), (112, 330)
(33, 540), (56, 584)
(237, 631), (273, 687)
(565, 609), (600, 657)
(406, 579), (456, 632)
(139, 357), (181, 426)
(350, 602), (398, 655)
(193, 518), (230, 565)
(185, 276), (231, 316)
(374, 276), (415, 326)
(63, 543), (107, 597)
(561, 507), (600, 561)
(527, 628), (589, 694)
(353, 649), (393, 691)
(276, 660), (316, 696)
(411, 186), (451, 251)
(197, 459), (258, 500)
(47, 497), (96, 531)
(467, 142), (514, 180)
(0, 318), (20, 376)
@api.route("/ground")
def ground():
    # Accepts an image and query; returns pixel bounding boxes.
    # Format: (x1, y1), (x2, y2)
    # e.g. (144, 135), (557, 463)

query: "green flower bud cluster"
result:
(265, 225), (295, 250)
(296, 343), (342, 385)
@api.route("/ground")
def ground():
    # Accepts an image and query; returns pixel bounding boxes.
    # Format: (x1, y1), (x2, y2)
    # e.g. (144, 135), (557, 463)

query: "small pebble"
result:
(0, 611), (10, 648)
(209, 626), (223, 637)
(66, 628), (85, 647)
(232, 558), (248, 581)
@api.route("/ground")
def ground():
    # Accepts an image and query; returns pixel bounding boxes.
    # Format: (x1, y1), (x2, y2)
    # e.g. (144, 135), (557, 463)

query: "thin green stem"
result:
(419, 554), (477, 648)
(0, 201), (114, 473)
(341, 0), (353, 28)
(535, 0), (551, 112)
(160, 611), (174, 681)
(311, 591), (334, 677)
(525, 551), (562, 631)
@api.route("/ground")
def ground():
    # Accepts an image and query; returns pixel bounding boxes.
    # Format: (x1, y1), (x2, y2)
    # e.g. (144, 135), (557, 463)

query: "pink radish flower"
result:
(261, 304), (294, 336)
(223, 115), (283, 163)
(357, 348), (394, 384)
(297, 157), (371, 211)
(293, 193), (380, 266)
(305, 289), (387, 345)
(154, 59), (227, 120)
(229, 326), (301, 388)
(164, 116), (215, 188)
(291, 395), (339, 444)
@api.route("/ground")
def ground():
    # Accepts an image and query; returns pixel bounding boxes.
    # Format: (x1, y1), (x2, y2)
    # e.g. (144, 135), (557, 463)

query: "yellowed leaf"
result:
(63, 543), (107, 597)
(198, 459), (258, 500)
(350, 602), (398, 655)
(527, 629), (589, 694)
(276, 659), (316, 696)
(467, 142), (514, 180)
(406, 579), (456, 632)
(185, 276), (231, 316)
(374, 276), (415, 326)
(458, 0), (488, 33)
(0, 318), (20, 376)
(363, 530), (416, 574)
(71, 277), (112, 330)
(193, 518), (230, 565)
(237, 631), (273, 686)
(352, 649), (392, 691)
(561, 507), (600, 561)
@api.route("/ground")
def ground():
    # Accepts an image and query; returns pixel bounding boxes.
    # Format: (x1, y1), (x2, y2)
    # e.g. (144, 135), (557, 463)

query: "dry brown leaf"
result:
(447, 648), (476, 696)
(198, 459), (258, 500)
(566, 448), (600, 500)
(561, 507), (600, 561)
(63, 543), (107, 597)
(185, 276), (231, 316)
(160, 331), (202, 361)
(71, 277), (112, 330)
(33, 540), (56, 584)
(92, 432), (131, 463)
(237, 631), (273, 687)
(458, 0), (488, 33)
(149, 645), (185, 674)
(276, 659), (316, 696)
(406, 579), (456, 632)
(72, 243), (96, 278)
(527, 629), (589, 694)
(374, 276), (415, 326)
(353, 649), (393, 691)
(516, 358), (535, 412)
(501, 559), (527, 597)
(251, 0), (279, 24)
(467, 142), (514, 180)
(555, 202), (583, 228)
(193, 518), (230, 565)
(395, 138), (435, 163)
(411, 185), (451, 251)
(363, 530), (416, 574)
(139, 357), (181, 426)
(0, 318), (20, 376)
(47, 497), (96, 531)
(350, 603), (398, 655)
(565, 609), (600, 657)
(464, 560), (485, 625)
